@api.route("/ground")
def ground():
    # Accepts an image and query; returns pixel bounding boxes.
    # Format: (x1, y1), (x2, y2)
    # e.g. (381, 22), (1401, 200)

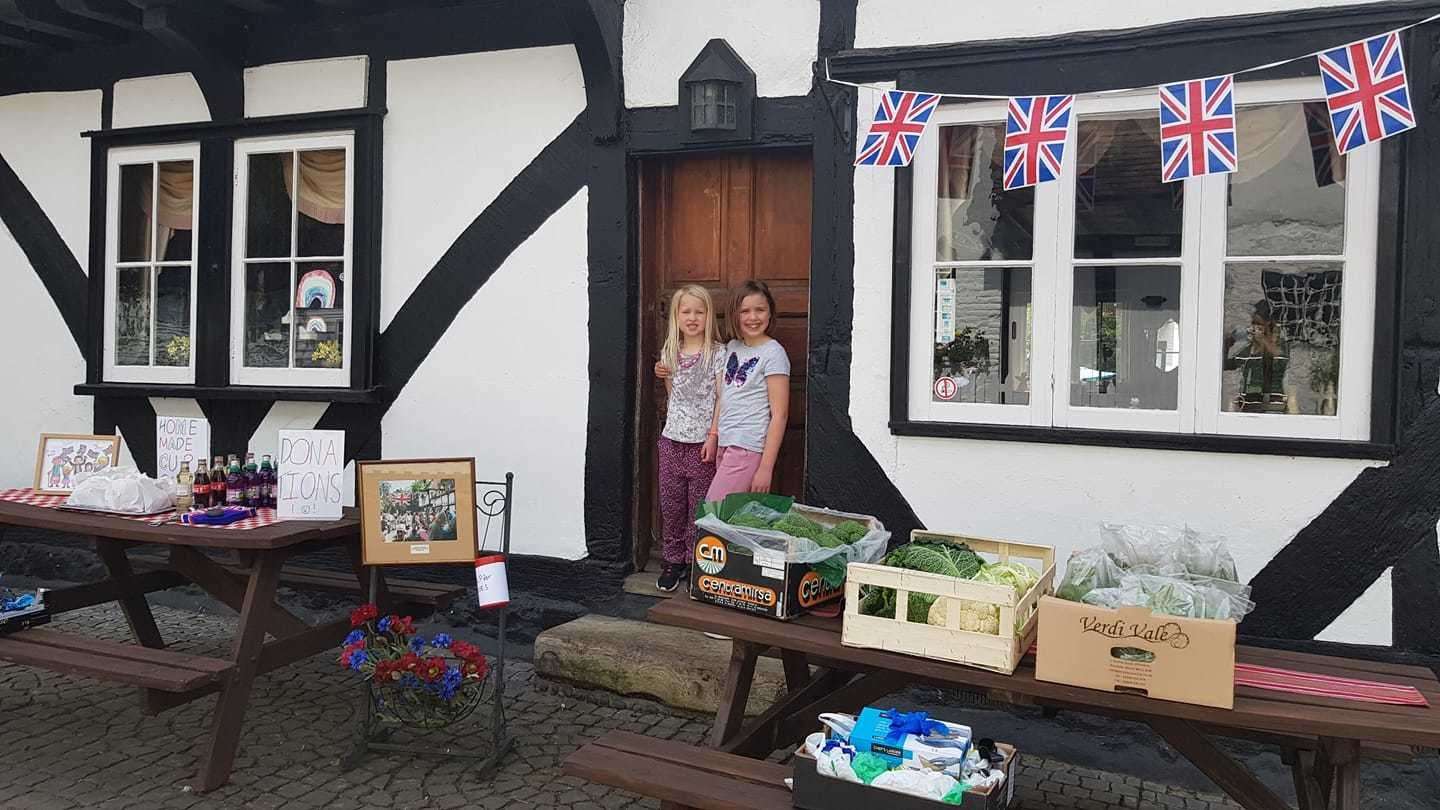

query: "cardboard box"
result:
(689, 532), (845, 619)
(792, 742), (1017, 810)
(1035, 596), (1237, 709)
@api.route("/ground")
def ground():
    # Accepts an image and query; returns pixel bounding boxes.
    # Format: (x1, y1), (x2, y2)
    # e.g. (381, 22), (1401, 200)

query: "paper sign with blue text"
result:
(276, 429), (345, 520)
(155, 415), (210, 483)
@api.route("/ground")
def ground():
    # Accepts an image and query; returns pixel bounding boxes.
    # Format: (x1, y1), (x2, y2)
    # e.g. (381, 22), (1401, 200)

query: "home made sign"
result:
(276, 429), (345, 520)
(156, 416), (210, 482)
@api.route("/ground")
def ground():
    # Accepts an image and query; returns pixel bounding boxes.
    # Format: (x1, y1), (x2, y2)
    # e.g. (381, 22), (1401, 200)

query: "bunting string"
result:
(837, 11), (1440, 174)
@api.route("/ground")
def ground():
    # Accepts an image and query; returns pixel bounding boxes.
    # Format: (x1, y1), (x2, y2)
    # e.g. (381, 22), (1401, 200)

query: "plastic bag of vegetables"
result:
(1054, 548), (1124, 602)
(696, 494), (890, 588)
(927, 561), (1041, 635)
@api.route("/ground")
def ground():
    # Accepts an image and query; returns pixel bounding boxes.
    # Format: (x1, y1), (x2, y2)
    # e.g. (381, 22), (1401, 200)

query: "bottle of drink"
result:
(175, 462), (194, 513)
(259, 454), (276, 508)
(226, 455), (245, 506)
(244, 452), (260, 506)
(210, 456), (227, 508)
(193, 462), (210, 509)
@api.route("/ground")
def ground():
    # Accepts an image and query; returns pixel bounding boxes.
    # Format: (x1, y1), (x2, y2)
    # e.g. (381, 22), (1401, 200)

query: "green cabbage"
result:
(859, 541), (984, 622)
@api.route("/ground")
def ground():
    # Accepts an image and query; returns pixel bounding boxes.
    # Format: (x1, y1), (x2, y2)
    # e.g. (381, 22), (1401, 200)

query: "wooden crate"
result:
(841, 530), (1056, 674)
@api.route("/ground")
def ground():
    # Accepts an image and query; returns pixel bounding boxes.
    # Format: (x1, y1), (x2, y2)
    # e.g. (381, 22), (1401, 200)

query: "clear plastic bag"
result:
(1056, 548), (1125, 602)
(1171, 534), (1239, 582)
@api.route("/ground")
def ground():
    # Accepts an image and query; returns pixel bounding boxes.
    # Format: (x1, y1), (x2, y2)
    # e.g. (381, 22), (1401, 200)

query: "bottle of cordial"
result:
(210, 456), (227, 507)
(193, 462), (210, 509)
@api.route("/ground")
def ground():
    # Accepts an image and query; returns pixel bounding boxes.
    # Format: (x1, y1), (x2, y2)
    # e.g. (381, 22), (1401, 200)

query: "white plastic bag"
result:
(65, 467), (174, 514)
(871, 768), (959, 801)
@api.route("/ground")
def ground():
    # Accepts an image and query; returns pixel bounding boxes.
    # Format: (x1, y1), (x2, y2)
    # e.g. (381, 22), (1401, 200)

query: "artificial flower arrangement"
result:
(340, 603), (490, 728)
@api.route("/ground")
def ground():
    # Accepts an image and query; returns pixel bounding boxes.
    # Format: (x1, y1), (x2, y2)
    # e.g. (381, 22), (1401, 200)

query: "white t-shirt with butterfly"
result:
(716, 338), (792, 453)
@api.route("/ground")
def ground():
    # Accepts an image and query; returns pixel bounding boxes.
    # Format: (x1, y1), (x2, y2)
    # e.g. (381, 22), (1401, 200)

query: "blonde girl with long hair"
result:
(651, 284), (725, 592)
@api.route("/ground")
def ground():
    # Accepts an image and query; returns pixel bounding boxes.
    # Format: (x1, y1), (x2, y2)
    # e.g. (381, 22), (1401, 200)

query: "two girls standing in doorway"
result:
(652, 280), (791, 592)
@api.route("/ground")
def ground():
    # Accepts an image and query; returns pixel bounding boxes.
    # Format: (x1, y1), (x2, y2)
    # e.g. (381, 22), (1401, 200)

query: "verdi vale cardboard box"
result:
(1035, 596), (1237, 710)
(689, 495), (886, 620)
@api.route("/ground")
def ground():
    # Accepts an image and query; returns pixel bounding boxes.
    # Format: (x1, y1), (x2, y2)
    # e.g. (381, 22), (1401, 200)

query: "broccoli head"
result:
(832, 520), (869, 544)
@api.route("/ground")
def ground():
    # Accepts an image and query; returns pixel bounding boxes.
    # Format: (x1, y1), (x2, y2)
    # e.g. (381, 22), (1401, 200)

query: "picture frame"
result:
(358, 458), (477, 566)
(33, 434), (121, 495)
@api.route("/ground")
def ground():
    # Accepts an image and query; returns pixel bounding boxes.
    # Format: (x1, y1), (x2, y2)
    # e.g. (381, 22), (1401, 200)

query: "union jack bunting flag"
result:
(855, 90), (940, 167)
(1318, 31), (1416, 155)
(1158, 76), (1237, 182)
(1003, 95), (1073, 190)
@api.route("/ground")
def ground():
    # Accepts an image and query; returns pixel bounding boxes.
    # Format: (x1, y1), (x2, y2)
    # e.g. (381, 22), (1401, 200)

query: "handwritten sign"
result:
(276, 429), (344, 520)
(474, 554), (510, 609)
(155, 416), (209, 482)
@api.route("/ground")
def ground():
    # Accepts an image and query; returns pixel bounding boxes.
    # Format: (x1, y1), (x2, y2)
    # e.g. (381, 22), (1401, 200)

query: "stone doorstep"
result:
(532, 614), (787, 717)
(621, 571), (678, 600)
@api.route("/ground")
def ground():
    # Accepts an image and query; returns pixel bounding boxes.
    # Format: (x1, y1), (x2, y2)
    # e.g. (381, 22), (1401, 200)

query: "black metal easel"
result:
(347, 472), (514, 773)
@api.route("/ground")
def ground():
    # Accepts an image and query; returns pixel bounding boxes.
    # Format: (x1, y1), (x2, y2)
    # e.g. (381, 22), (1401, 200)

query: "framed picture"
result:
(358, 458), (476, 566)
(33, 434), (121, 495)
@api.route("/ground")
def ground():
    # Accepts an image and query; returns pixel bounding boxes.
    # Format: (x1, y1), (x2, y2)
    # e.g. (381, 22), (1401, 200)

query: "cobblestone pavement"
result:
(0, 604), (1247, 809)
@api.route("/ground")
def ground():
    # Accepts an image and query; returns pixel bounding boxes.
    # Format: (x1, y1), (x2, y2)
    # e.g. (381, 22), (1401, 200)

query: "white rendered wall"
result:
(622, 0), (819, 107)
(384, 191), (590, 560)
(855, 0), (1398, 49)
(112, 74), (209, 128)
(0, 92), (102, 486)
(245, 56), (369, 118)
(846, 89), (1389, 644)
(380, 45), (584, 330)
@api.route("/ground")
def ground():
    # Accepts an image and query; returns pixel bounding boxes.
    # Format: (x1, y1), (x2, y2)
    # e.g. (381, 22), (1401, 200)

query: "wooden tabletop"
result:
(0, 500), (360, 550)
(649, 598), (1440, 750)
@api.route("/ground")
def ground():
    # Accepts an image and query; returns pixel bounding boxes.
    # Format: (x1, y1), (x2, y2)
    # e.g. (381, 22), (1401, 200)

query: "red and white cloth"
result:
(0, 488), (283, 530)
(1234, 662), (1430, 707)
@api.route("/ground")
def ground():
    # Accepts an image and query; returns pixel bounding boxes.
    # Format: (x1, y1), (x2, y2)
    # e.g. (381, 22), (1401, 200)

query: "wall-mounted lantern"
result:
(679, 39), (756, 143)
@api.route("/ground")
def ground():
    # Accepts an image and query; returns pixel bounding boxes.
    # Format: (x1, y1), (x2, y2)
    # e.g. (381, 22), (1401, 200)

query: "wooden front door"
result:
(635, 150), (812, 570)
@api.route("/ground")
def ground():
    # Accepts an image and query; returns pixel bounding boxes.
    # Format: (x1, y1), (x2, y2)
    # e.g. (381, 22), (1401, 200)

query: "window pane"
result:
(115, 267), (151, 366)
(1071, 266), (1181, 410)
(293, 262), (345, 370)
(933, 268), (1031, 404)
(157, 160), (195, 262)
(936, 125), (1035, 262)
(1227, 103), (1346, 257)
(154, 267), (191, 367)
(1222, 263), (1342, 416)
(295, 149), (347, 258)
(246, 153), (292, 259)
(1074, 116), (1182, 259)
(118, 164), (152, 263)
(243, 262), (291, 368)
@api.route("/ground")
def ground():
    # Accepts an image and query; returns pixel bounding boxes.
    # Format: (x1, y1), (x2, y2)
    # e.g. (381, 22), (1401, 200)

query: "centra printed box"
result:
(689, 533), (844, 620)
(1035, 596), (1237, 709)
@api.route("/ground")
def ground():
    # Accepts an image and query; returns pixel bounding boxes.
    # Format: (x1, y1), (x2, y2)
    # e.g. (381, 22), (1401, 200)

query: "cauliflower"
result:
(927, 597), (1000, 635)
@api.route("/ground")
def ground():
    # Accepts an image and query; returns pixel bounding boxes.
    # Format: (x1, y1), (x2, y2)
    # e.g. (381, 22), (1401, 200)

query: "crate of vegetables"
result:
(691, 494), (891, 619)
(842, 530), (1055, 674)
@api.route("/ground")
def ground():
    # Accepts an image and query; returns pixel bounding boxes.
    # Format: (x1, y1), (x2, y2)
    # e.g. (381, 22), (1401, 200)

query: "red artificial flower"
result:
(419, 657), (446, 683)
(350, 603), (378, 627)
(461, 658), (488, 680)
(400, 652), (421, 672)
(393, 615), (416, 635)
(451, 641), (482, 662)
(374, 659), (400, 682)
(340, 649), (354, 668)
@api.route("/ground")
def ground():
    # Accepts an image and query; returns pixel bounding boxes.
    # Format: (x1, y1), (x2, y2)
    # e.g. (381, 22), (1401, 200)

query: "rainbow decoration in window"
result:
(295, 269), (337, 309)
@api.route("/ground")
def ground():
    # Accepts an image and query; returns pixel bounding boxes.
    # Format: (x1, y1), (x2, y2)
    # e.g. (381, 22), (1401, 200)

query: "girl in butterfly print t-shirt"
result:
(706, 280), (791, 501)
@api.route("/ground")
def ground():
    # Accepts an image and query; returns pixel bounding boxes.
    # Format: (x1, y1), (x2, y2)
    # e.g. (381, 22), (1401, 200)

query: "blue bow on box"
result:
(881, 709), (950, 743)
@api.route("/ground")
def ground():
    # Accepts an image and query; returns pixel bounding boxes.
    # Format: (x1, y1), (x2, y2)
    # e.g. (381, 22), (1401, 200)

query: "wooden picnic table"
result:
(650, 598), (1440, 810)
(0, 500), (369, 792)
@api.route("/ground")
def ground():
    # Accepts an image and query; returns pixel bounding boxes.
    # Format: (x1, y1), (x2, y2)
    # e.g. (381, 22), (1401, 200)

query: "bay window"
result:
(907, 77), (1380, 445)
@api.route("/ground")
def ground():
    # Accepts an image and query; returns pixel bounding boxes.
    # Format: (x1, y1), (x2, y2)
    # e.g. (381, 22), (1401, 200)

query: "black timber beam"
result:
(0, 19), (67, 50)
(0, 0), (125, 41)
(55, 0), (142, 31)
(141, 3), (244, 121)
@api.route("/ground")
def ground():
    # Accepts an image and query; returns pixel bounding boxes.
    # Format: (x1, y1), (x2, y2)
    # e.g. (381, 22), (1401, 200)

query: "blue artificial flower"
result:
(408, 636), (427, 654)
(432, 633), (452, 649)
(343, 629), (365, 646)
(439, 666), (463, 702)
(400, 673), (420, 688)
(348, 650), (368, 672)
(377, 616), (392, 633)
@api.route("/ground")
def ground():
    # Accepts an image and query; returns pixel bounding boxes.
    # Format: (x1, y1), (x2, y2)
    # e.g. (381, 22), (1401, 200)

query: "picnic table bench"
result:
(0, 496), (439, 792)
(650, 598), (1440, 810)
(564, 731), (791, 810)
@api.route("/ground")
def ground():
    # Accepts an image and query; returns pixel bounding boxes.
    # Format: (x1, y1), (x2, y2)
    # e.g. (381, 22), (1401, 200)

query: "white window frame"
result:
(230, 132), (354, 388)
(103, 142), (200, 384)
(908, 77), (1379, 442)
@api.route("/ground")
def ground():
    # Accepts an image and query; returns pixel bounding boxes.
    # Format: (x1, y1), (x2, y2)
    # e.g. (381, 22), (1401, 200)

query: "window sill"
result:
(74, 382), (386, 405)
(888, 419), (1393, 461)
